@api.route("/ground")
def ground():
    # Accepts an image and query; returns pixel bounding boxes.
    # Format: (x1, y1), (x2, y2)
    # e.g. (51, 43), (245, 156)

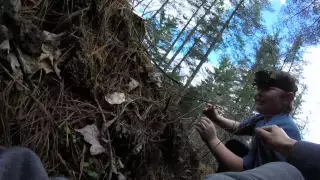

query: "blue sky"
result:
(262, 0), (283, 30)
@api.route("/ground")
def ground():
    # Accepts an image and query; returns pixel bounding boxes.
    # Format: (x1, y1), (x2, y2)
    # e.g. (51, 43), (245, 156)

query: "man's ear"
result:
(286, 92), (295, 103)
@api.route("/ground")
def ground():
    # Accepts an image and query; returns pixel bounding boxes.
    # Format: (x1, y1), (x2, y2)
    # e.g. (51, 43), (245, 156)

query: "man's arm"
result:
(196, 118), (244, 172)
(257, 126), (320, 180)
(215, 116), (240, 133)
(287, 141), (320, 180)
(203, 104), (240, 133)
(206, 139), (244, 172)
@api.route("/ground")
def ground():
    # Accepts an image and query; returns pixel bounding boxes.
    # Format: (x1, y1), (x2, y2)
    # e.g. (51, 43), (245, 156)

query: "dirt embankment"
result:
(0, 0), (200, 179)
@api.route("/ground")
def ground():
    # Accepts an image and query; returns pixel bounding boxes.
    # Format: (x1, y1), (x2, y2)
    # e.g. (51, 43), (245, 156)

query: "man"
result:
(205, 125), (320, 180)
(196, 70), (301, 172)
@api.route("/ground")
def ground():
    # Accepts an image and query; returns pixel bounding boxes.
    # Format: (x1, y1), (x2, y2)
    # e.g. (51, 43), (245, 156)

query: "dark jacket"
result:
(288, 141), (320, 180)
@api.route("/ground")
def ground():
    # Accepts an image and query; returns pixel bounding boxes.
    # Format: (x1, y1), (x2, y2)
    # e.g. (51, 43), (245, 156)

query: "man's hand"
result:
(195, 117), (219, 144)
(196, 117), (244, 172)
(203, 104), (221, 122)
(256, 125), (297, 156)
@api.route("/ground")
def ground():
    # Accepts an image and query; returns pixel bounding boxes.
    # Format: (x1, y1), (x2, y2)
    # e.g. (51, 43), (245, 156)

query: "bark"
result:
(164, 0), (217, 71)
(183, 0), (245, 90)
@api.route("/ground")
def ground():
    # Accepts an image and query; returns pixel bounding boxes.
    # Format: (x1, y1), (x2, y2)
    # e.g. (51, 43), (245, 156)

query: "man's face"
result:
(255, 87), (285, 115)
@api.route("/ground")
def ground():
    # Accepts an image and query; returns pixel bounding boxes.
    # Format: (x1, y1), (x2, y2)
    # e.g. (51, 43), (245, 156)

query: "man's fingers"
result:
(195, 125), (203, 132)
(256, 128), (271, 138)
(204, 104), (214, 111)
(197, 121), (205, 129)
(195, 125), (201, 131)
(203, 117), (212, 125)
(260, 125), (280, 132)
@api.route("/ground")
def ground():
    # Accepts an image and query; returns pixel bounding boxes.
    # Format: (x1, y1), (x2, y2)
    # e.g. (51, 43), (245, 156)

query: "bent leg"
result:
(216, 139), (249, 172)
(206, 162), (304, 180)
(0, 147), (49, 180)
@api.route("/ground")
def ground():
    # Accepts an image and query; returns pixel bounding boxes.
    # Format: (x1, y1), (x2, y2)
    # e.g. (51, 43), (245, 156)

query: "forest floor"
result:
(0, 0), (207, 179)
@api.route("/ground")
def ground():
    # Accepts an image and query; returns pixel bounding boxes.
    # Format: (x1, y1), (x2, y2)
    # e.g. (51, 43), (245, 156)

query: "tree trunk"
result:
(183, 0), (245, 90)
(281, 36), (302, 71)
(171, 33), (205, 73)
(163, 0), (217, 71)
(133, 0), (145, 9)
(160, 1), (205, 66)
(149, 0), (170, 20)
(142, 0), (154, 16)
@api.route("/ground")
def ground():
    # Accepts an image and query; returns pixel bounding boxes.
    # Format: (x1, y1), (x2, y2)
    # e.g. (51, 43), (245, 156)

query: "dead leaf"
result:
(105, 92), (126, 105)
(117, 159), (124, 169)
(75, 124), (106, 155)
(39, 53), (54, 73)
(111, 157), (126, 180)
(149, 72), (162, 87)
(128, 78), (139, 91)
(38, 44), (62, 78)
(11, 0), (21, 12)
(118, 174), (126, 180)
(0, 39), (10, 53)
(0, 26), (10, 54)
(133, 142), (143, 155)
(7, 53), (20, 74)
(42, 31), (65, 43)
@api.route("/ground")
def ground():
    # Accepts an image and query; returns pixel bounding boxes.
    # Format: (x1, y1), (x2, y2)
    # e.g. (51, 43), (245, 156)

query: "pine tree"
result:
(163, 0), (219, 71)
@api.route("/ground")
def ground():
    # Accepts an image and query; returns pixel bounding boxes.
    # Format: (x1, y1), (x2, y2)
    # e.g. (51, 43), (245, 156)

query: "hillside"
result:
(0, 0), (200, 179)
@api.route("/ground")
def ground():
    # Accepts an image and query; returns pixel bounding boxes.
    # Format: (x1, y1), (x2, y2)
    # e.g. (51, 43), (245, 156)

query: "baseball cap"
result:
(253, 70), (298, 93)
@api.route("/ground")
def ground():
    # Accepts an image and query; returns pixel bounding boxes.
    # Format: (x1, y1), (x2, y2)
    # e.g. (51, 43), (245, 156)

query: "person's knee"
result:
(225, 139), (243, 149)
(3, 147), (41, 165)
(225, 139), (249, 157)
(9, 147), (38, 157)
(249, 162), (304, 180)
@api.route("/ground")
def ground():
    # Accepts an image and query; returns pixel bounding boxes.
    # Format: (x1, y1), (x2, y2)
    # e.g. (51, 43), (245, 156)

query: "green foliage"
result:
(253, 35), (281, 71)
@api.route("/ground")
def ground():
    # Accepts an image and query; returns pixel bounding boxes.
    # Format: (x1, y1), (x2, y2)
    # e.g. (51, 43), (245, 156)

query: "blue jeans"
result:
(205, 162), (304, 180)
(0, 147), (66, 180)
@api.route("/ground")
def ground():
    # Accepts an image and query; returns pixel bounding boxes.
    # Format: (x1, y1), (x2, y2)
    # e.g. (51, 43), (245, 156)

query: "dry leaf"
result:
(118, 174), (126, 180)
(149, 72), (162, 87)
(0, 39), (10, 53)
(11, 0), (21, 12)
(0, 26), (10, 54)
(75, 124), (106, 155)
(133, 142), (143, 155)
(117, 158), (124, 169)
(105, 92), (126, 105)
(38, 44), (62, 78)
(128, 78), (139, 91)
(7, 53), (20, 74)
(111, 157), (126, 180)
(42, 31), (65, 43)
(39, 53), (54, 73)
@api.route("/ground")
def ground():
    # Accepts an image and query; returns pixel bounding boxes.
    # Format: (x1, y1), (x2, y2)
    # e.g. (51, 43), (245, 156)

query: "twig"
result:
(93, 92), (113, 180)
(11, 41), (35, 89)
